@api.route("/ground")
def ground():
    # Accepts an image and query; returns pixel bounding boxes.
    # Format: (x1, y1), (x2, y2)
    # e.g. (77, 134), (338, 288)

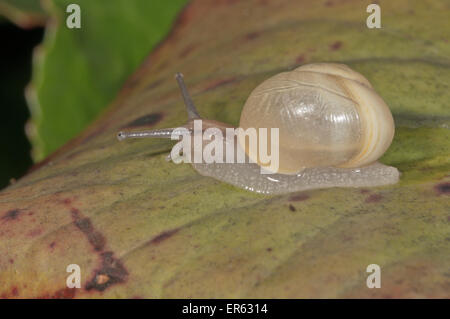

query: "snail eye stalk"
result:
(117, 128), (181, 141)
(175, 72), (201, 120)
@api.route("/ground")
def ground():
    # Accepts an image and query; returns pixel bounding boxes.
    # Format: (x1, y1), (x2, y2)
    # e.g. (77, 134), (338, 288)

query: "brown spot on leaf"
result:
(64, 204), (127, 293)
(1, 286), (19, 298)
(27, 228), (43, 237)
(245, 31), (260, 41)
(330, 41), (342, 50)
(53, 287), (76, 299)
(289, 193), (310, 201)
(434, 182), (450, 195)
(289, 204), (296, 212)
(38, 287), (76, 299)
(85, 252), (128, 292)
(71, 209), (106, 251)
(2, 209), (21, 221)
(62, 198), (72, 205)
(179, 43), (197, 58)
(295, 54), (306, 64)
(150, 228), (180, 245)
(122, 113), (164, 129)
(365, 194), (383, 203)
(360, 189), (370, 194)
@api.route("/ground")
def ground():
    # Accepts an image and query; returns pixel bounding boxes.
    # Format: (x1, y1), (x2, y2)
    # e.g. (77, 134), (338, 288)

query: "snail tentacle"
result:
(117, 128), (193, 141)
(175, 72), (201, 120)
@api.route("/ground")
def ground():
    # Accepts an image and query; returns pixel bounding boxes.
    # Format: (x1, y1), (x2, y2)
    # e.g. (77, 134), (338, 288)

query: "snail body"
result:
(118, 63), (399, 194)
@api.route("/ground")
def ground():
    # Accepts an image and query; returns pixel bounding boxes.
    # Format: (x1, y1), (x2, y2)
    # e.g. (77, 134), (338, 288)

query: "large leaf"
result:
(0, 0), (449, 298)
(27, 0), (188, 160)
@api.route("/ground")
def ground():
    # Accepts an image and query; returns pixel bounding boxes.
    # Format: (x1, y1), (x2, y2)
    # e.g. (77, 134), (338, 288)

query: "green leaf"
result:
(28, 0), (188, 160)
(0, 0), (449, 298)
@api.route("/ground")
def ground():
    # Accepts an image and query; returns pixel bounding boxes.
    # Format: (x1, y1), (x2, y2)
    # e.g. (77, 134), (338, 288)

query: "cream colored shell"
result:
(238, 63), (395, 174)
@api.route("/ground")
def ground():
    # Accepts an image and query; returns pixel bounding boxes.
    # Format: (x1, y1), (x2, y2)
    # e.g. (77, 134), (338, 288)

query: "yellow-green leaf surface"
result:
(1, 0), (449, 298)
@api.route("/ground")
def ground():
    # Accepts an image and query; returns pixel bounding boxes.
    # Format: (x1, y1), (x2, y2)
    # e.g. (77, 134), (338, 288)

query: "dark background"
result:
(0, 23), (43, 189)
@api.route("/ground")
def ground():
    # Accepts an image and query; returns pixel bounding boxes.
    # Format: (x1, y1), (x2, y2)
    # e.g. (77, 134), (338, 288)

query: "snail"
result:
(117, 63), (399, 194)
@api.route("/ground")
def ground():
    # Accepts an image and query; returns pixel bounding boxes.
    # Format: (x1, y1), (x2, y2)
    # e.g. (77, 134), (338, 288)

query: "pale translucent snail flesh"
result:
(117, 63), (399, 194)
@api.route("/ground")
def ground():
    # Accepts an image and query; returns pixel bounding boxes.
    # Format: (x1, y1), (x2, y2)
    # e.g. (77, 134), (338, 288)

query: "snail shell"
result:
(118, 63), (399, 194)
(238, 63), (395, 174)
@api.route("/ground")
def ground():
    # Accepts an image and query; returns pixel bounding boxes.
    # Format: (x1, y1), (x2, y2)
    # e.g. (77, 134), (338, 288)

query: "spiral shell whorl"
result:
(238, 63), (395, 174)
